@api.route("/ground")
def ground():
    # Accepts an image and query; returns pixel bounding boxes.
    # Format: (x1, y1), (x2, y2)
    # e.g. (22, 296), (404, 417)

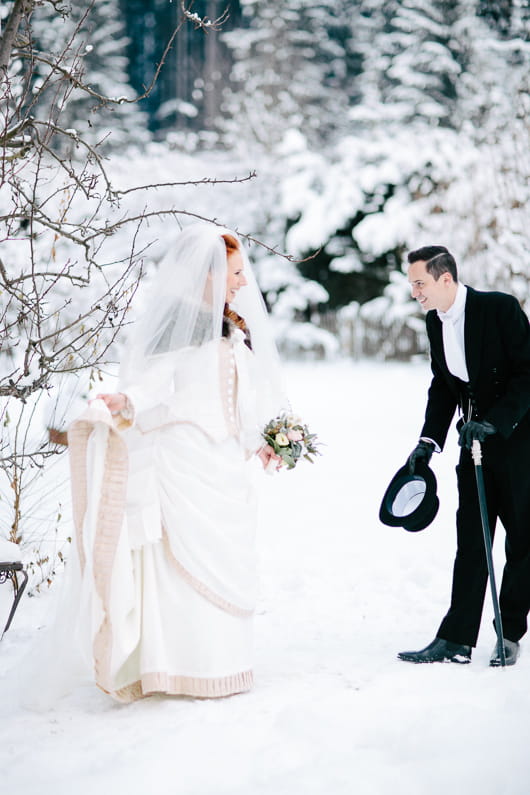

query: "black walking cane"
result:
(471, 439), (506, 667)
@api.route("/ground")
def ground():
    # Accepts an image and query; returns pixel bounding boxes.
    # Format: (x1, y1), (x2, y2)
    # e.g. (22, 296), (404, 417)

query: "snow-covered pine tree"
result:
(211, 0), (367, 346)
(220, 0), (361, 152)
(438, 1), (530, 301)
(355, 0), (470, 129)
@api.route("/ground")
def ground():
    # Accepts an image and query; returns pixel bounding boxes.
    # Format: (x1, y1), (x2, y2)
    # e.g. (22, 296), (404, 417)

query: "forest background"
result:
(0, 0), (529, 586)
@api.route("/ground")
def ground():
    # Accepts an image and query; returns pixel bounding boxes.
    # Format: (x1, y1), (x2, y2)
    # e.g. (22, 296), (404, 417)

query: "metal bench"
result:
(0, 541), (28, 638)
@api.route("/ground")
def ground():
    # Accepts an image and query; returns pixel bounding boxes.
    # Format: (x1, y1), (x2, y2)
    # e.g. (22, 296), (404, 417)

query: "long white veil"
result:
(119, 223), (226, 382)
(119, 222), (286, 426)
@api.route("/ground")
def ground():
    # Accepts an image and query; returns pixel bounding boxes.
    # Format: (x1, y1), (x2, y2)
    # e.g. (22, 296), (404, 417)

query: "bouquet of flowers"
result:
(262, 412), (321, 470)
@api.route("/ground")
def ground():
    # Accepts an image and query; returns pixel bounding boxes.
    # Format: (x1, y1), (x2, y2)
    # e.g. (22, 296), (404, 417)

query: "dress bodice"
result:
(122, 329), (260, 449)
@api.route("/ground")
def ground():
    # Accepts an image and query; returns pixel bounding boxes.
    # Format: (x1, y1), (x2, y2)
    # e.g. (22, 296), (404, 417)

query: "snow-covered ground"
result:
(1, 359), (529, 794)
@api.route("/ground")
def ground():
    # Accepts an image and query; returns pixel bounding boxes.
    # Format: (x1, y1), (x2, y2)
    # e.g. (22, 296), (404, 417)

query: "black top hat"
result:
(379, 460), (439, 532)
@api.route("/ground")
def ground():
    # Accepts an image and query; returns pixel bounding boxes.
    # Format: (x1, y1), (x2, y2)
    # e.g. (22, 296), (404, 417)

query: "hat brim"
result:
(379, 460), (439, 532)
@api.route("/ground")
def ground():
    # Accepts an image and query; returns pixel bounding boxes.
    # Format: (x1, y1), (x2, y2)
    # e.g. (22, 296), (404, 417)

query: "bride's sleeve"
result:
(110, 393), (135, 430)
(120, 352), (177, 433)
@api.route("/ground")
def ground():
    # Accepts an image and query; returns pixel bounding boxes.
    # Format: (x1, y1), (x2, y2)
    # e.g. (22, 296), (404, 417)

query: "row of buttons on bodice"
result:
(227, 345), (237, 428)
(223, 338), (240, 438)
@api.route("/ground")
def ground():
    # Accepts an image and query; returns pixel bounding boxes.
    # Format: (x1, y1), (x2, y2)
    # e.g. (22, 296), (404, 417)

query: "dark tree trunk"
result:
(0, 0), (34, 73)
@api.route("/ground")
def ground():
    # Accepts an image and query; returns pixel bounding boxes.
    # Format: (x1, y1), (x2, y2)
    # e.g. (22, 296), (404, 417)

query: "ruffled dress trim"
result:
(108, 670), (253, 703)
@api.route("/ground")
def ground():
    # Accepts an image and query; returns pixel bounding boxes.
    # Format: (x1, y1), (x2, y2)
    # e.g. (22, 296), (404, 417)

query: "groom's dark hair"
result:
(407, 245), (458, 282)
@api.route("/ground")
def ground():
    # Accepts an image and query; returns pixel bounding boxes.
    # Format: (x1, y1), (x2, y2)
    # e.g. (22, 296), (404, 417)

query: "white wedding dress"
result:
(66, 329), (264, 702)
(21, 224), (285, 709)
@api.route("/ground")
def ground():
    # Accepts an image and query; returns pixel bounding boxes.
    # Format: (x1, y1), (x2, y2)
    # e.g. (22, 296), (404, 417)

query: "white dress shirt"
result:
(420, 283), (469, 453)
(437, 282), (469, 382)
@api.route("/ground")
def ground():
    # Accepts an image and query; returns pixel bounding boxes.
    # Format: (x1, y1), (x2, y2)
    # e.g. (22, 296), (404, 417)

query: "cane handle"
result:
(471, 438), (482, 465)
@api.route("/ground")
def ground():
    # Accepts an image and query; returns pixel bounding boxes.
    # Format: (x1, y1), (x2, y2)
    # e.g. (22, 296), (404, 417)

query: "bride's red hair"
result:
(221, 233), (251, 347)
(222, 233), (239, 255)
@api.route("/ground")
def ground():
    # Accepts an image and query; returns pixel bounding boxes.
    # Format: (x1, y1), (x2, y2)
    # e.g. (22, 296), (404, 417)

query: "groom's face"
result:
(408, 260), (455, 313)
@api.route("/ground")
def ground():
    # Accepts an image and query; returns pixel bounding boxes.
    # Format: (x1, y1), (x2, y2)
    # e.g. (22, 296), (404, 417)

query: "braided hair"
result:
(221, 234), (252, 350)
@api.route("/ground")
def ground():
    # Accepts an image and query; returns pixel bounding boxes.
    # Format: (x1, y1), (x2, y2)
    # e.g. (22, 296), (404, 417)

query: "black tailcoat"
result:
(419, 287), (530, 646)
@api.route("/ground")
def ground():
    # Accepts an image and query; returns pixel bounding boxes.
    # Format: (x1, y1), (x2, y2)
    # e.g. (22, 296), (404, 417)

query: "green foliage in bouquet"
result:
(262, 413), (321, 470)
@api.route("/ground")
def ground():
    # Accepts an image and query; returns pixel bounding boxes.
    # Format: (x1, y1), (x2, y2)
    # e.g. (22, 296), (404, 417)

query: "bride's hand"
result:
(257, 443), (282, 471)
(94, 392), (126, 414)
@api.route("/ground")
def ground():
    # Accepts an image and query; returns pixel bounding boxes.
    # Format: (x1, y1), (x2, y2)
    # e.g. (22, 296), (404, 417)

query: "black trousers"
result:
(437, 427), (530, 647)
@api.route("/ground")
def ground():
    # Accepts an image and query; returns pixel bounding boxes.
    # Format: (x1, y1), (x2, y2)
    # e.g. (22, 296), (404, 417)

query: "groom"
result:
(399, 245), (530, 667)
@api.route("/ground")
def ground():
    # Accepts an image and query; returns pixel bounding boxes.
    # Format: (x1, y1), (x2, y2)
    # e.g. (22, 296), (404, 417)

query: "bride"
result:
(55, 223), (286, 703)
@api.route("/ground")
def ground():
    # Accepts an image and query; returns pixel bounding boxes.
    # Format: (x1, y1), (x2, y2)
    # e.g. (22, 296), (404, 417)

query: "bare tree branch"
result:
(0, 0), (305, 589)
(114, 171), (258, 197)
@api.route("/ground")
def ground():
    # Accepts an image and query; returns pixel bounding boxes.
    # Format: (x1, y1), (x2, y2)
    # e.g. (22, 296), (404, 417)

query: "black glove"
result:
(458, 420), (496, 450)
(407, 440), (435, 474)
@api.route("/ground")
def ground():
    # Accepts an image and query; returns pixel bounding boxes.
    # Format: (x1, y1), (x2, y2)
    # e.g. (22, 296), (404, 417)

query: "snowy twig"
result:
(239, 234), (322, 264)
(114, 171), (258, 196)
(180, 2), (229, 32)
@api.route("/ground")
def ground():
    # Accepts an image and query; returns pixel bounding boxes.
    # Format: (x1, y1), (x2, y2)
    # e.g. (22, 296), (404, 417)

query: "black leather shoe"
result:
(398, 637), (472, 664)
(489, 638), (520, 667)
